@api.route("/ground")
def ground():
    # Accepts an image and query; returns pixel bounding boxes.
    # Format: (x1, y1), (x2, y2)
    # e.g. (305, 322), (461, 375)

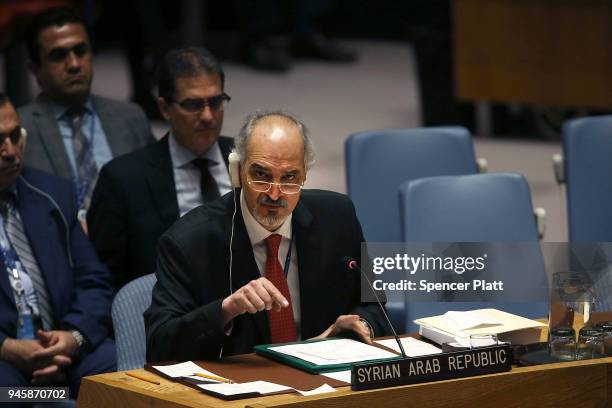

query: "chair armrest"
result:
(476, 157), (488, 173)
(552, 154), (565, 184)
(534, 207), (547, 239)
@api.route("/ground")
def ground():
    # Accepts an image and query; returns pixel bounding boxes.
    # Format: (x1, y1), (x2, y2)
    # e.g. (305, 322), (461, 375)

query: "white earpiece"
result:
(228, 150), (241, 188)
(19, 127), (27, 152)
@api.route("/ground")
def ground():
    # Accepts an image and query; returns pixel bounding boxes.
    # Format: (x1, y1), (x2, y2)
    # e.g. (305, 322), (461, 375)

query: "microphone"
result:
(344, 257), (407, 358)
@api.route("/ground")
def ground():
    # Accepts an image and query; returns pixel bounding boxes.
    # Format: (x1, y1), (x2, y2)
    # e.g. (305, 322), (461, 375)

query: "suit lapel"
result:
(293, 199), (321, 337)
(146, 136), (179, 225)
(92, 95), (128, 156)
(30, 96), (73, 179)
(218, 136), (233, 167)
(0, 244), (14, 306)
(15, 175), (62, 315)
(224, 193), (271, 343)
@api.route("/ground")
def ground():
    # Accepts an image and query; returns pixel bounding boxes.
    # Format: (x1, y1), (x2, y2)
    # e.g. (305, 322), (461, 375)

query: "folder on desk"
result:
(415, 309), (547, 346)
(254, 338), (401, 374)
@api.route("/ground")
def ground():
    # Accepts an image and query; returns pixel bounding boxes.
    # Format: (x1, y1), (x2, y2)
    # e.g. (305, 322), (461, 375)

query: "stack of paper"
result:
(198, 381), (337, 398)
(151, 361), (336, 400)
(268, 338), (398, 365)
(415, 309), (547, 346)
(151, 361), (228, 383)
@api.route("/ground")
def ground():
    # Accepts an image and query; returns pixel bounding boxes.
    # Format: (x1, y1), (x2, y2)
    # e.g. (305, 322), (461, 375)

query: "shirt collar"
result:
(240, 189), (292, 246)
(52, 98), (93, 121)
(168, 131), (221, 169)
(0, 184), (19, 204)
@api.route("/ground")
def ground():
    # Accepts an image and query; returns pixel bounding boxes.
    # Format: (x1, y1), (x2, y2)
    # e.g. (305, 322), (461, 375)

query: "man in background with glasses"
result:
(145, 110), (388, 361)
(87, 47), (234, 290)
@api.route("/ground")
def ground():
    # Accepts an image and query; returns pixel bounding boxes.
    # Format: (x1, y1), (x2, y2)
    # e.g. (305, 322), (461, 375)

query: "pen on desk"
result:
(126, 371), (161, 385)
(194, 372), (234, 383)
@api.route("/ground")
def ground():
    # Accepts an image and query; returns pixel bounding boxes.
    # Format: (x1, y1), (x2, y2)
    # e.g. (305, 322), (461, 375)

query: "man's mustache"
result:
(257, 194), (288, 208)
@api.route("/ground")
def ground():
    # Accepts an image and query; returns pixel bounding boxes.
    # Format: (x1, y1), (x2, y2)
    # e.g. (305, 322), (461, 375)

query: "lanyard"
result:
(282, 234), (293, 278)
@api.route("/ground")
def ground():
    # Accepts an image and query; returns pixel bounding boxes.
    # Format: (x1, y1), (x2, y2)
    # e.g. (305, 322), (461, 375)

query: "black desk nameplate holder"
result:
(351, 344), (512, 391)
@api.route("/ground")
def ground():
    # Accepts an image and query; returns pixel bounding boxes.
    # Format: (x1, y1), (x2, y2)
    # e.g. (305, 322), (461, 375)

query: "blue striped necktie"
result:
(66, 106), (98, 209)
(0, 192), (53, 331)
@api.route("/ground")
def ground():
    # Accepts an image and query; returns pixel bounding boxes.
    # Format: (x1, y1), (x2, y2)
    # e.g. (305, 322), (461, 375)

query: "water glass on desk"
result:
(576, 327), (605, 360)
(596, 321), (612, 356)
(549, 328), (576, 360)
(469, 333), (498, 348)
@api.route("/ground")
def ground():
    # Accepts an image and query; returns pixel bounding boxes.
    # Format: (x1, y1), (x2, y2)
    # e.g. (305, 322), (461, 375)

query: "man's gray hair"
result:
(235, 110), (316, 171)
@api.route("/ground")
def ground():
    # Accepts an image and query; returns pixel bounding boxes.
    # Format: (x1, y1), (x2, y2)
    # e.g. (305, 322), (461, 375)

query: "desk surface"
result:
(78, 355), (612, 408)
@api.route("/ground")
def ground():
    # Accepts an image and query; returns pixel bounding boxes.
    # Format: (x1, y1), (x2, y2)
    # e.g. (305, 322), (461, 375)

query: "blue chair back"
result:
(345, 127), (477, 243)
(562, 115), (612, 242)
(112, 274), (157, 371)
(399, 173), (548, 332)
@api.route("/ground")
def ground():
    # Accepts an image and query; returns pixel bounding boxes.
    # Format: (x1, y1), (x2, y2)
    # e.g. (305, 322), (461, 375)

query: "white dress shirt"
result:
(168, 132), (232, 217)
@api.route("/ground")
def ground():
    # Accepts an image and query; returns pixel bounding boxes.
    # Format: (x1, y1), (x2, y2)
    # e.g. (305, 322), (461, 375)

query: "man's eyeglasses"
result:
(247, 180), (303, 194)
(168, 93), (231, 113)
(0, 126), (23, 147)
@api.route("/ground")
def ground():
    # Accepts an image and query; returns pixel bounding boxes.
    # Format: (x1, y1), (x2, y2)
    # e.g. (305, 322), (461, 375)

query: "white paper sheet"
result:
(269, 339), (397, 366)
(152, 361), (205, 378)
(443, 310), (501, 331)
(375, 337), (442, 357)
(198, 380), (292, 396)
(152, 361), (226, 381)
(296, 384), (337, 396)
(320, 370), (351, 383)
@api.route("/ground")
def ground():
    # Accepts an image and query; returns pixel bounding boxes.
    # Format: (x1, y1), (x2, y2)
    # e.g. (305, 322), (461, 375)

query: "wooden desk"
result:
(78, 356), (612, 407)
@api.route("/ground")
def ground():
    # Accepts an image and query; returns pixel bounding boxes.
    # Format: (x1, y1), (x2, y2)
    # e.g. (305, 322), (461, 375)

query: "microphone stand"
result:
(347, 258), (407, 358)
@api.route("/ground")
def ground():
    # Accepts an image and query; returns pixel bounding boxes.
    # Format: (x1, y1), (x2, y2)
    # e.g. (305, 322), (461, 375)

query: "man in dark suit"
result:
(18, 8), (154, 219)
(88, 47), (234, 289)
(145, 110), (388, 362)
(0, 94), (115, 394)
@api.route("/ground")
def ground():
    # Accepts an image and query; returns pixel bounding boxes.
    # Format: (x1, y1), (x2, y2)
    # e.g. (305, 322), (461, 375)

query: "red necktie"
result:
(264, 234), (297, 343)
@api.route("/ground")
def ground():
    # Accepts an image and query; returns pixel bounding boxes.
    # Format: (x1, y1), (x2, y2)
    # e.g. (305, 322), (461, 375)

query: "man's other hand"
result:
(0, 338), (45, 374)
(314, 314), (373, 344)
(33, 330), (78, 360)
(221, 277), (289, 324)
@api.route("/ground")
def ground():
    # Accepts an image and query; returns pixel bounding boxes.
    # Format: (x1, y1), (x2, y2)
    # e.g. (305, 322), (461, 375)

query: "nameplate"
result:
(351, 344), (512, 391)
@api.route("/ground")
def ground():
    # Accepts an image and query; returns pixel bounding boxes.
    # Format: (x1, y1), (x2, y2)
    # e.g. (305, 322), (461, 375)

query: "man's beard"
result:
(252, 194), (289, 230)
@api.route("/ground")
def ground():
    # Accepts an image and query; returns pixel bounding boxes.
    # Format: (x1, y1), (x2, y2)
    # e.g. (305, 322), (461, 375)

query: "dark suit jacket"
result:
(0, 168), (113, 348)
(18, 93), (154, 180)
(87, 135), (234, 289)
(144, 189), (389, 362)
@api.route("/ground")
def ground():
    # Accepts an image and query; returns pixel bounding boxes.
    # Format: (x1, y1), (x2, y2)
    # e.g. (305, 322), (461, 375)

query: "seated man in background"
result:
(0, 94), (115, 395)
(145, 110), (388, 362)
(88, 47), (234, 289)
(18, 7), (154, 221)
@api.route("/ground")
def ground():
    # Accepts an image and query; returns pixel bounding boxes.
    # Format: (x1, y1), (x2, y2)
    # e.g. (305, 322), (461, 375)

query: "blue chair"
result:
(345, 127), (479, 331)
(399, 173), (549, 332)
(561, 116), (612, 242)
(344, 126), (478, 331)
(345, 126), (478, 243)
(112, 274), (157, 371)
